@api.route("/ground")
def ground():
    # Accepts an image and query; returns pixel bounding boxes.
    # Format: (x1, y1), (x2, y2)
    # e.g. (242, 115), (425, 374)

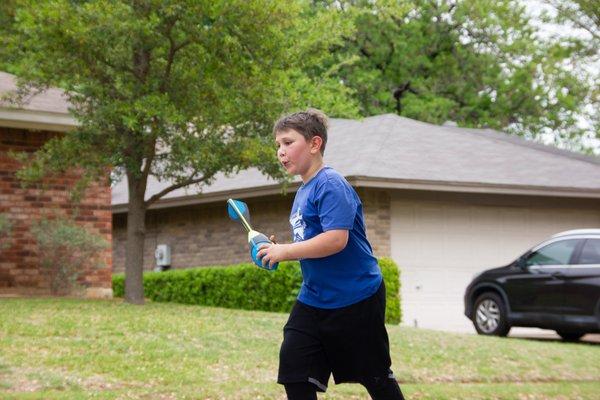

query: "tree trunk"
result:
(124, 174), (147, 304)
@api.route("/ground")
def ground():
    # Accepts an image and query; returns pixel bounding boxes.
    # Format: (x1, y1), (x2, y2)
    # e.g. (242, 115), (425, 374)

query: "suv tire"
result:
(556, 331), (585, 342)
(473, 292), (510, 337)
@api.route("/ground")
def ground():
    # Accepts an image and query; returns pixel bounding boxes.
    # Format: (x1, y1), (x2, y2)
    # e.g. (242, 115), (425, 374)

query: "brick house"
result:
(112, 114), (600, 332)
(0, 71), (112, 297)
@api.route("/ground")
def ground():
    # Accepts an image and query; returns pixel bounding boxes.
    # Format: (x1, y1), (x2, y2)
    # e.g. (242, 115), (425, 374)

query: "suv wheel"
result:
(556, 331), (585, 342)
(473, 292), (510, 337)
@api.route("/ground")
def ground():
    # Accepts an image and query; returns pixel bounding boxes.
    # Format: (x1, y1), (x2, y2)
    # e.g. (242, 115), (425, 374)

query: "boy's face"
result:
(275, 129), (321, 177)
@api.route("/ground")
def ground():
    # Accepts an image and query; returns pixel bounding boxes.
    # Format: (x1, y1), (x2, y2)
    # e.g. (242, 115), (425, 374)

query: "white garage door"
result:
(391, 198), (600, 332)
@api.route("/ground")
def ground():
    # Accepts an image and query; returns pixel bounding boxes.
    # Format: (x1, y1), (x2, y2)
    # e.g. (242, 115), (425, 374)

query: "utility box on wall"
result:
(154, 244), (171, 271)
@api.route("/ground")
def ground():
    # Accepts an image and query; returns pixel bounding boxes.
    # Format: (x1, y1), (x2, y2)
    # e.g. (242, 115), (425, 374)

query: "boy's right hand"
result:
(257, 241), (291, 268)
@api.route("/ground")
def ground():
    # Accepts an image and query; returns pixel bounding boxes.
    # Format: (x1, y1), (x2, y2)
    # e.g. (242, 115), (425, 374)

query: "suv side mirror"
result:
(515, 255), (527, 269)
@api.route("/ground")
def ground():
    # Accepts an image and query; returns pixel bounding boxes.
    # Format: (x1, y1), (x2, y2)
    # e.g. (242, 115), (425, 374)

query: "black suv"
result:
(464, 229), (600, 341)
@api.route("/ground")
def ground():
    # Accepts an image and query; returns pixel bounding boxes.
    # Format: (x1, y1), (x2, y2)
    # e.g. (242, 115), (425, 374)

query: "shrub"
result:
(0, 214), (12, 251)
(113, 258), (402, 324)
(31, 217), (109, 295)
(379, 257), (402, 325)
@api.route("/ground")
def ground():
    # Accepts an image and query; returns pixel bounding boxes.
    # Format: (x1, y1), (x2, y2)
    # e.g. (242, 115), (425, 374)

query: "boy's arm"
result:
(257, 230), (349, 267)
(287, 229), (349, 259)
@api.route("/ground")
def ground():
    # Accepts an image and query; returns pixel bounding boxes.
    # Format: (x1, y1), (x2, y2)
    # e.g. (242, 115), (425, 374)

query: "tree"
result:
(5, 0), (357, 303)
(324, 0), (596, 152)
(0, 0), (21, 73)
(541, 0), (599, 152)
(543, 0), (599, 45)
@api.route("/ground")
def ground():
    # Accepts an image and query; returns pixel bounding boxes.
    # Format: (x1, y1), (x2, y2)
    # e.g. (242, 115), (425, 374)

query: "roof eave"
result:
(111, 176), (600, 214)
(349, 176), (600, 199)
(111, 182), (303, 214)
(0, 108), (77, 132)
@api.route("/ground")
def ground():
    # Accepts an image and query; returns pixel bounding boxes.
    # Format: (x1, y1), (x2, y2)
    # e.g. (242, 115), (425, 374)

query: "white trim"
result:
(530, 264), (600, 270)
(111, 183), (302, 214)
(112, 176), (600, 213)
(349, 177), (600, 199)
(0, 108), (77, 132)
(571, 264), (600, 268)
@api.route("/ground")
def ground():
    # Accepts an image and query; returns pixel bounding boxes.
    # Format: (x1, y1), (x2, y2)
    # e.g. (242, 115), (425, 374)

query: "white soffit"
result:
(0, 108), (77, 132)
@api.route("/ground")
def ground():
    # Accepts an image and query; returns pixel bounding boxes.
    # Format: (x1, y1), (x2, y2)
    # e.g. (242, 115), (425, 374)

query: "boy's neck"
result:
(301, 160), (325, 183)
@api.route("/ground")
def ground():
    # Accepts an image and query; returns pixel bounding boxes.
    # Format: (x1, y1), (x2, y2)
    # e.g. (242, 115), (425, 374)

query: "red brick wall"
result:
(0, 127), (112, 297)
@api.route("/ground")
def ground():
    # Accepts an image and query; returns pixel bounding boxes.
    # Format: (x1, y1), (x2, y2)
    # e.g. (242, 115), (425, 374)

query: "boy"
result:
(257, 109), (405, 400)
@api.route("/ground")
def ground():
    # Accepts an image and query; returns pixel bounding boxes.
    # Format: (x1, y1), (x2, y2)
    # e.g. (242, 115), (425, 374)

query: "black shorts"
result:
(277, 281), (394, 392)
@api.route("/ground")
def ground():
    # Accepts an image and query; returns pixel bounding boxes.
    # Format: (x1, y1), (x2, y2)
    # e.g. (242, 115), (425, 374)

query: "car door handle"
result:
(551, 271), (565, 279)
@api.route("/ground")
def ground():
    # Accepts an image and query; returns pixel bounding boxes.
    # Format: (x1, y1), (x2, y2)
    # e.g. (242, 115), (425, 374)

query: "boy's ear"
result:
(310, 136), (323, 154)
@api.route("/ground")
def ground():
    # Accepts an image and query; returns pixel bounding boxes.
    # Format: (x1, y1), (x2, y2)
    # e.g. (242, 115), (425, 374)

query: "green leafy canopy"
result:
(326, 0), (598, 154)
(5, 0), (358, 201)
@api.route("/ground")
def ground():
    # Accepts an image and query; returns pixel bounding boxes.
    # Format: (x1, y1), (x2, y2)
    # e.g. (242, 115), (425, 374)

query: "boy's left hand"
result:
(257, 242), (290, 268)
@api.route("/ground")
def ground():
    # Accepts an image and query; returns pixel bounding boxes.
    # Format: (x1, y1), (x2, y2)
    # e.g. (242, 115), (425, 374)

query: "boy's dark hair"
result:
(273, 108), (329, 154)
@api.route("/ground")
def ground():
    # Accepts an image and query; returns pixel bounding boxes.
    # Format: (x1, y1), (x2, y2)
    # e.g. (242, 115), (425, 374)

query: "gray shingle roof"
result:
(339, 114), (600, 186)
(112, 114), (600, 210)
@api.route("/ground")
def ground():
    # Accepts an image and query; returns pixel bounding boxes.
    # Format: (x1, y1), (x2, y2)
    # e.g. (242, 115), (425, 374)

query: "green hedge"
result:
(378, 258), (401, 324)
(113, 258), (402, 324)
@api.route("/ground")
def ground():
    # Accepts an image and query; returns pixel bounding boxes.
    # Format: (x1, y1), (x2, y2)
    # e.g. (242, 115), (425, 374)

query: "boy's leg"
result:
(360, 282), (405, 399)
(359, 282), (405, 399)
(284, 382), (318, 400)
(278, 301), (331, 396)
(319, 281), (404, 399)
(362, 374), (405, 400)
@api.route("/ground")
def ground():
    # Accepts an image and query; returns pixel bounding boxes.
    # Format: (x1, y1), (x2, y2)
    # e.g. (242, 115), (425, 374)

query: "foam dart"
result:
(227, 198), (278, 271)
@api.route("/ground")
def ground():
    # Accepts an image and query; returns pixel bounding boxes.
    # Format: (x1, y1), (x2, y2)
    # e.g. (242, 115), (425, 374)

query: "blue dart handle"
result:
(249, 233), (279, 271)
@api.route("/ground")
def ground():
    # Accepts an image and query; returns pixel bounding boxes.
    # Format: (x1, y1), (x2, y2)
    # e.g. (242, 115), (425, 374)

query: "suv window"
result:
(576, 239), (600, 265)
(525, 239), (580, 266)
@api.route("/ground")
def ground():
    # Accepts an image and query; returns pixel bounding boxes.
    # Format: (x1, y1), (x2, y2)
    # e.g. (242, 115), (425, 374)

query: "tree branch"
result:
(161, 36), (192, 93)
(544, 0), (600, 41)
(140, 135), (157, 183)
(564, 13), (600, 41)
(144, 173), (210, 207)
(132, 46), (152, 83)
(160, 18), (178, 92)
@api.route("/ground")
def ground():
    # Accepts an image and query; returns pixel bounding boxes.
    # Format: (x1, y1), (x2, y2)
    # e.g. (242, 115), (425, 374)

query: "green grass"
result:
(0, 298), (599, 399)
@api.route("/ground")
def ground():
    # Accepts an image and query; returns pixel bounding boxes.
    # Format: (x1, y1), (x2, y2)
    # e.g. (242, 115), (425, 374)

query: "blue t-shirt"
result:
(290, 166), (382, 309)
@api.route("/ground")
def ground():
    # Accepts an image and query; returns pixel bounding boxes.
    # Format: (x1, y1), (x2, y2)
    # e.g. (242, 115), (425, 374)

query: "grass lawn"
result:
(1, 298), (599, 399)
